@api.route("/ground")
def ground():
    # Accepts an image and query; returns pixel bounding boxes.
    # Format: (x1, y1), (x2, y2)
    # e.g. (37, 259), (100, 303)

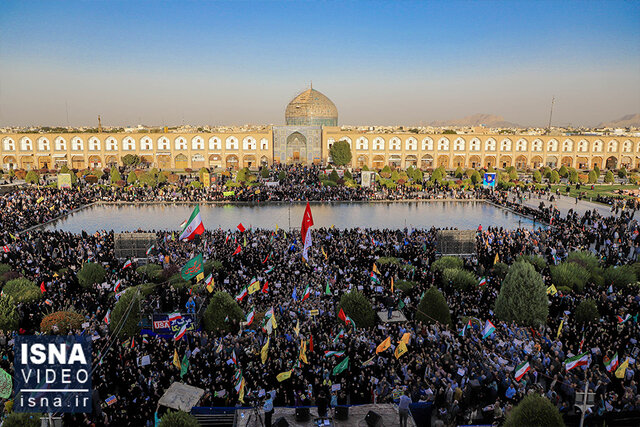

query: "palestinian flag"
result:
(245, 307), (255, 326)
(604, 353), (619, 373)
(142, 337), (149, 344)
(264, 266), (274, 274)
(324, 350), (345, 358)
(564, 352), (590, 371)
(459, 318), (472, 337)
(301, 284), (311, 302)
(301, 202), (314, 261)
(204, 274), (214, 293)
(232, 245), (242, 256)
(338, 308), (347, 323)
(122, 259), (132, 269)
(264, 307), (274, 319)
(345, 316), (357, 331)
(515, 361), (530, 381)
(370, 272), (380, 284)
(235, 287), (248, 302)
(332, 329), (345, 344)
(174, 324), (187, 341)
(481, 320), (496, 339)
(362, 356), (375, 367)
(179, 205), (205, 241)
(114, 279), (122, 292)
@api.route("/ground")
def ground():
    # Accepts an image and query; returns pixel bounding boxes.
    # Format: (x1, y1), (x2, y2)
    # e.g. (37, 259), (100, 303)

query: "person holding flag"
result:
(301, 202), (314, 261)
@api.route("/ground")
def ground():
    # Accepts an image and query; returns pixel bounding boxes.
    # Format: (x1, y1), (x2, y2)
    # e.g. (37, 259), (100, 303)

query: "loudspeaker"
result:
(295, 407), (310, 422)
(365, 410), (383, 427)
(273, 417), (289, 427)
(335, 406), (349, 420)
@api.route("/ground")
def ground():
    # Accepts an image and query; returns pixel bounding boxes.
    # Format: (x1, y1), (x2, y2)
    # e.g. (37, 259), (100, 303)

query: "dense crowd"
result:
(0, 177), (639, 427)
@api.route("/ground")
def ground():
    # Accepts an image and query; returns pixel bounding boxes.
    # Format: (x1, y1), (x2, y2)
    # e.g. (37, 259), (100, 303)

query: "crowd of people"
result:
(0, 172), (639, 427)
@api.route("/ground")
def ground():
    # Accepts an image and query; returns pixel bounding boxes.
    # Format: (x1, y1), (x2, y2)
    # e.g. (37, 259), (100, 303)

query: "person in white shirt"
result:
(398, 389), (412, 427)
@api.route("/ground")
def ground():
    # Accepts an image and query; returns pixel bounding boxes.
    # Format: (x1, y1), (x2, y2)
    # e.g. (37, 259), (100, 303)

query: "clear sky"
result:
(0, 0), (638, 127)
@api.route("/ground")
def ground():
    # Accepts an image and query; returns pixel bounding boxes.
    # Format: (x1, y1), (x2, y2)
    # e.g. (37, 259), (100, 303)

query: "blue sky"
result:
(1, 0), (638, 127)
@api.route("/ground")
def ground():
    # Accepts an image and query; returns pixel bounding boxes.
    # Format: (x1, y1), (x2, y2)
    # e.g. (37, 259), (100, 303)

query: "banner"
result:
(202, 172), (210, 187)
(152, 313), (197, 334)
(57, 173), (72, 189)
(482, 173), (496, 188)
(181, 254), (204, 280)
(361, 171), (375, 188)
(223, 191), (235, 197)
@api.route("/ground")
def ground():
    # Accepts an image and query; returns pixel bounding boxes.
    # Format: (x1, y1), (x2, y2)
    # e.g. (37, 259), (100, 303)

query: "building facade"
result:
(2, 87), (639, 171)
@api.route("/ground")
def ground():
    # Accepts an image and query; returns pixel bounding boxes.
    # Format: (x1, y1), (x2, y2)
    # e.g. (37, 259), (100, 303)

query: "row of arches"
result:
(1, 135), (270, 153)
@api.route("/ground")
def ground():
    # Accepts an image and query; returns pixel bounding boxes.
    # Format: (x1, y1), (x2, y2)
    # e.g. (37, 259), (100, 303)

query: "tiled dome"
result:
(285, 87), (338, 126)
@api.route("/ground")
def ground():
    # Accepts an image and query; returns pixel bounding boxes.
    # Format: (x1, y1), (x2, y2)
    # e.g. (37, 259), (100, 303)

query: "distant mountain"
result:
(598, 114), (640, 128)
(429, 113), (521, 128)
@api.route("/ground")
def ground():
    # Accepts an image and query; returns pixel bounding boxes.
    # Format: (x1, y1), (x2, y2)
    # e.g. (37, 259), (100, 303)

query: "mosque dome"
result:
(285, 86), (338, 126)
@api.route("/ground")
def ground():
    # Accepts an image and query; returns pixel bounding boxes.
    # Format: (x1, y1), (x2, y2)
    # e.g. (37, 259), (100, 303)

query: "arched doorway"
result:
(71, 156), (85, 170)
(388, 155), (402, 168)
(621, 156), (632, 169)
(405, 155), (418, 168)
(175, 154), (188, 169)
(531, 156), (543, 169)
(437, 155), (449, 168)
(591, 157), (603, 169)
(157, 155), (171, 169)
(421, 155), (433, 170)
(372, 155), (385, 169)
(38, 156), (52, 170)
(21, 156), (35, 170)
(515, 156), (527, 170)
(243, 155), (257, 169)
(499, 156), (512, 168)
(545, 156), (557, 168)
(209, 155), (222, 169)
(560, 156), (573, 168)
(356, 155), (368, 169)
(452, 156), (465, 168)
(484, 156), (496, 169)
(139, 156), (152, 168)
(287, 132), (307, 164)
(226, 155), (239, 170)
(469, 155), (481, 169)
(576, 157), (588, 170)
(605, 156), (617, 170)
(191, 154), (205, 169)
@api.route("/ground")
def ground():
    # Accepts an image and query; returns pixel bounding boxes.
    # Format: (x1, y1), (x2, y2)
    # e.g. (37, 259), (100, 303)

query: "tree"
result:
(338, 290), (375, 329)
(441, 268), (476, 291)
(618, 167), (627, 178)
(329, 140), (352, 166)
(431, 256), (463, 274)
(3, 278), (42, 303)
(203, 291), (244, 332)
(110, 167), (122, 184)
(550, 262), (589, 292)
(329, 170), (340, 182)
(260, 167), (270, 178)
(603, 265), (636, 289)
(495, 262), (548, 327)
(25, 170), (39, 184)
(0, 295), (18, 331)
(1, 413), (42, 427)
(416, 287), (451, 326)
(122, 154), (140, 167)
(575, 299), (599, 325)
(77, 262), (106, 288)
(558, 165), (568, 178)
(588, 170), (597, 184)
(594, 164), (600, 177)
(110, 288), (142, 337)
(454, 166), (464, 178)
(504, 394), (565, 427)
(127, 171), (138, 185)
(604, 170), (614, 183)
(569, 170), (578, 183)
(277, 171), (286, 181)
(158, 410), (200, 427)
(532, 170), (542, 183)
(549, 170), (560, 184)
(40, 311), (84, 334)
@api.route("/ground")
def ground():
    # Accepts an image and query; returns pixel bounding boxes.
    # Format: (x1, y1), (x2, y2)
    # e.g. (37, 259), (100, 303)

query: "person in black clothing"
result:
(316, 390), (328, 417)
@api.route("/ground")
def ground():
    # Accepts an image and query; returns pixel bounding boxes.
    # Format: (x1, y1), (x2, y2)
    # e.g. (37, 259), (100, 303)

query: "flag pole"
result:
(578, 365), (588, 427)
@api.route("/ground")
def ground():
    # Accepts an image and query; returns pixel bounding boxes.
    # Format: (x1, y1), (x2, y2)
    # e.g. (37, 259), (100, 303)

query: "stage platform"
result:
(236, 403), (416, 427)
(377, 310), (407, 323)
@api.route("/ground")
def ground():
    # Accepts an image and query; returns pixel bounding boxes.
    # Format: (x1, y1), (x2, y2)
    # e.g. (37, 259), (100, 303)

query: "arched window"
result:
(453, 138), (465, 151)
(105, 137), (117, 151)
(175, 137), (187, 150)
(260, 138), (268, 150)
(516, 139), (527, 152)
(500, 139), (512, 151)
(607, 140), (618, 152)
(122, 137), (135, 151)
(71, 137), (83, 151)
(421, 137), (433, 151)
(577, 140), (588, 152)
(242, 137), (256, 150)
(20, 137), (33, 151)
(38, 137), (50, 151)
(55, 137), (67, 151)
(593, 140), (603, 152)
(389, 137), (401, 150)
(373, 137), (385, 151)
(140, 136), (152, 151)
(484, 138), (496, 151)
(562, 139), (573, 152)
(469, 138), (480, 151)
(405, 137), (417, 151)
(2, 138), (15, 151)
(157, 137), (170, 150)
(356, 137), (369, 150)
(546, 139), (558, 152)
(437, 138), (450, 151)
(622, 140), (632, 153)
(209, 137), (221, 150)
(531, 139), (542, 152)
(226, 136), (238, 150)
(192, 136), (204, 150)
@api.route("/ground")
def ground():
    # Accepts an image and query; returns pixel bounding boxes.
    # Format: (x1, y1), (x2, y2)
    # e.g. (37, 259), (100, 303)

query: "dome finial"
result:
(310, 80), (312, 90)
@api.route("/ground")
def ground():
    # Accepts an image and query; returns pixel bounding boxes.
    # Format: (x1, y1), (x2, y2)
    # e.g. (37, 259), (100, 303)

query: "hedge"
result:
(137, 264), (164, 282)
(395, 280), (416, 293)
(575, 299), (599, 325)
(0, 295), (19, 331)
(504, 394), (565, 427)
(3, 278), (42, 303)
(110, 287), (142, 337)
(431, 256), (463, 274)
(416, 287), (451, 326)
(203, 291), (244, 333)
(77, 262), (106, 288)
(495, 262), (548, 327)
(441, 268), (476, 291)
(603, 265), (637, 289)
(337, 290), (376, 329)
(158, 410), (200, 427)
(40, 311), (85, 334)
(550, 263), (590, 292)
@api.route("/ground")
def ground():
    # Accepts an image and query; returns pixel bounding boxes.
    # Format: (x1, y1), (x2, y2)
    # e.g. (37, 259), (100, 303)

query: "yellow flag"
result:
(172, 232), (175, 241)
(331, 224), (335, 229)
(244, 236), (247, 247)
(391, 277), (394, 293)
(400, 332), (411, 345)
(36, 196), (44, 204)
(196, 272), (204, 282)
(373, 263), (380, 274)
(322, 248), (328, 260)
(394, 341), (408, 359)
(239, 378), (246, 403)
(294, 320), (300, 337)
(556, 319), (564, 340)
(248, 280), (260, 295)
(615, 358), (629, 379)
(271, 315), (277, 330)
(299, 339), (308, 364)
(547, 284), (557, 296)
(493, 253), (500, 265)
(276, 224), (279, 231)
(173, 349), (181, 370)
(376, 336), (391, 354)
(277, 370), (292, 382)
(207, 278), (214, 293)
(261, 338), (270, 364)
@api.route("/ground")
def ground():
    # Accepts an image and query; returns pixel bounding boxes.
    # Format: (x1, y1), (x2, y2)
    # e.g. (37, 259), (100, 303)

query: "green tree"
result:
(1, 413), (42, 427)
(470, 171), (481, 185)
(203, 291), (244, 332)
(508, 168), (518, 181)
(569, 170), (578, 183)
(594, 164), (600, 177)
(495, 262), (548, 327)
(380, 165), (392, 178)
(604, 170), (614, 183)
(158, 410), (201, 427)
(77, 262), (106, 288)
(532, 170), (542, 183)
(110, 167), (122, 184)
(558, 165), (568, 178)
(551, 262), (590, 292)
(504, 394), (565, 427)
(138, 172), (157, 188)
(416, 287), (451, 326)
(25, 170), (39, 184)
(431, 256), (463, 274)
(0, 295), (19, 331)
(618, 167), (627, 178)
(454, 166), (464, 178)
(515, 254), (547, 272)
(441, 268), (476, 291)
(549, 170), (560, 183)
(127, 171), (138, 185)
(575, 299), (599, 325)
(110, 287), (142, 337)
(3, 278), (42, 303)
(329, 170), (340, 182)
(329, 140), (352, 166)
(588, 170), (597, 184)
(277, 171), (286, 181)
(337, 290), (375, 329)
(603, 265), (636, 289)
(122, 154), (141, 167)
(260, 167), (270, 178)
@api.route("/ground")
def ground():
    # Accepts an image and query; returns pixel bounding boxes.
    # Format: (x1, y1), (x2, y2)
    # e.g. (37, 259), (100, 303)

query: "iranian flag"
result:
(515, 361), (531, 381)
(245, 307), (255, 326)
(168, 312), (182, 322)
(235, 287), (248, 302)
(179, 205), (205, 241)
(113, 279), (122, 292)
(324, 350), (345, 358)
(122, 259), (132, 269)
(604, 353), (619, 373)
(617, 314), (631, 324)
(174, 324), (187, 341)
(301, 284), (311, 301)
(301, 202), (314, 261)
(103, 310), (111, 325)
(564, 352), (590, 371)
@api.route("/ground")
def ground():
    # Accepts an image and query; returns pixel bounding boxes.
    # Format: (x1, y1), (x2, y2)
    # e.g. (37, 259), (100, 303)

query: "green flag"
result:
(332, 356), (349, 376)
(180, 354), (189, 378)
(181, 254), (204, 280)
(325, 281), (332, 295)
(398, 300), (405, 309)
(0, 368), (12, 399)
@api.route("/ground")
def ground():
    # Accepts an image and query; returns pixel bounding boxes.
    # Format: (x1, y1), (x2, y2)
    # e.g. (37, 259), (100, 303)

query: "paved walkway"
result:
(516, 193), (619, 218)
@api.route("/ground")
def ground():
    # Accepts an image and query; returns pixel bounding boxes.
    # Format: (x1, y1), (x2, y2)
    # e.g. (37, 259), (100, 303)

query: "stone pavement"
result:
(517, 193), (619, 218)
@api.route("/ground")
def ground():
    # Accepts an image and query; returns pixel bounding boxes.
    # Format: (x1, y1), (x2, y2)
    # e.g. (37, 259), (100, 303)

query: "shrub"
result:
(0, 295), (19, 331)
(618, 167), (627, 178)
(431, 256), (463, 274)
(203, 291), (244, 333)
(14, 169), (27, 180)
(567, 251), (603, 287)
(604, 170), (614, 183)
(127, 171), (138, 184)
(169, 274), (189, 290)
(0, 263), (11, 275)
(277, 171), (286, 181)
(190, 181), (202, 188)
(550, 262), (590, 292)
(40, 311), (85, 334)
(338, 290), (375, 329)
(504, 394), (565, 427)
(569, 170), (578, 183)
(85, 174), (98, 184)
(110, 288), (142, 337)
(377, 257), (401, 266)
(204, 259), (223, 276)
(549, 170), (560, 183)
(532, 170), (542, 183)
(575, 299), (599, 325)
(558, 165), (568, 178)
(139, 283), (156, 296)
(603, 265), (636, 289)
(441, 268), (476, 291)
(167, 174), (179, 184)
(395, 280), (416, 293)
(492, 262), (509, 280)
(1, 413), (42, 427)
(260, 167), (270, 178)
(3, 278), (42, 303)
(110, 167), (122, 184)
(25, 170), (39, 184)
(588, 170), (597, 183)
(515, 254), (546, 272)
(138, 172), (157, 187)
(380, 165), (392, 178)
(157, 172), (167, 184)
(158, 410), (200, 427)
(416, 287), (451, 327)
(77, 262), (106, 288)
(495, 262), (548, 327)
(137, 264), (163, 282)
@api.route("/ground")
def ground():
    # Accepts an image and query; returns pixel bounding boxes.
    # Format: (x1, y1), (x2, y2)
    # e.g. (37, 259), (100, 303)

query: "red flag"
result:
(309, 334), (314, 353)
(225, 234), (230, 244)
(261, 281), (269, 293)
(237, 223), (246, 233)
(40, 281), (46, 293)
(338, 308), (347, 323)
(301, 202), (314, 245)
(262, 254), (270, 264)
(232, 245), (242, 256)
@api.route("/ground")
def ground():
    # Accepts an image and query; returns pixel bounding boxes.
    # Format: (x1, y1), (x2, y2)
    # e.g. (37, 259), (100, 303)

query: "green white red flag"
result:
(179, 205), (205, 241)
(514, 361), (530, 381)
(564, 352), (590, 371)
